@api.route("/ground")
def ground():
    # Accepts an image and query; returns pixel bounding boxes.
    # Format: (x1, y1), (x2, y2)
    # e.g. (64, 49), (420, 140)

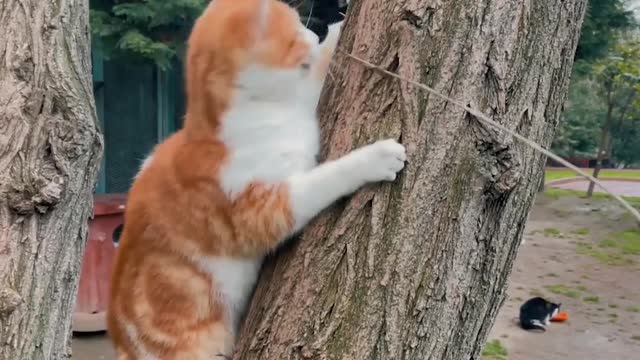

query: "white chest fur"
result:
(210, 85), (320, 328)
(193, 256), (263, 331)
(219, 98), (320, 198)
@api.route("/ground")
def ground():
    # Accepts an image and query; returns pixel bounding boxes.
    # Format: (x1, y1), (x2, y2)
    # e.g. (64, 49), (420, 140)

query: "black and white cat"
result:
(300, 0), (349, 42)
(519, 297), (561, 332)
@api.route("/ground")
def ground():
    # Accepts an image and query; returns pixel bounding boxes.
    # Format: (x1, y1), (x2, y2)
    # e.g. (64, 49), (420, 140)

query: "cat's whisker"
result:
(305, 0), (314, 28)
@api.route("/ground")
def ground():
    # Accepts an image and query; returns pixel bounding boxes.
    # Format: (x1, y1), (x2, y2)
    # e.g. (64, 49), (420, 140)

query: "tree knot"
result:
(471, 119), (522, 196)
(7, 174), (65, 215)
(0, 285), (22, 315)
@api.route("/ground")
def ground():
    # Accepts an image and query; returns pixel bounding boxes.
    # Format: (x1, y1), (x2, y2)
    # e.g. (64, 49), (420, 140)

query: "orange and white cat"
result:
(107, 0), (405, 359)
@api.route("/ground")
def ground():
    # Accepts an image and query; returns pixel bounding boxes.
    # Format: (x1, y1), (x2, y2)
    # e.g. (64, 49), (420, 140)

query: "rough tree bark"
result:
(234, 0), (586, 359)
(0, 1), (102, 359)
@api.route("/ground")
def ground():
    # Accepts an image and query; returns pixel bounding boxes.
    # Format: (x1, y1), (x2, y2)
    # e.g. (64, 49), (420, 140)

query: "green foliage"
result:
(556, 0), (639, 162)
(556, 38), (640, 165)
(90, 0), (208, 69)
(604, 40), (640, 165)
(552, 74), (603, 158)
(90, 0), (319, 69)
(594, 40), (640, 165)
(575, 0), (636, 62)
(591, 41), (640, 95)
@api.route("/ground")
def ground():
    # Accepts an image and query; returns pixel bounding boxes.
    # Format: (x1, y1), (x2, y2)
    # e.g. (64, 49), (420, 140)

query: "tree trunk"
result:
(0, 1), (102, 359)
(587, 104), (613, 197)
(538, 171), (546, 192)
(235, 0), (586, 359)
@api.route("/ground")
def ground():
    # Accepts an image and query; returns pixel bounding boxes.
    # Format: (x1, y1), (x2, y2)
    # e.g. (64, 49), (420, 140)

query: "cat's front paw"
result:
(354, 139), (407, 182)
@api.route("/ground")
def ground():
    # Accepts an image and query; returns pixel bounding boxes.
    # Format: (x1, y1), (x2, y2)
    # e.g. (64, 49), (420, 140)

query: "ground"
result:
(484, 193), (640, 360)
(71, 176), (640, 359)
(73, 332), (113, 360)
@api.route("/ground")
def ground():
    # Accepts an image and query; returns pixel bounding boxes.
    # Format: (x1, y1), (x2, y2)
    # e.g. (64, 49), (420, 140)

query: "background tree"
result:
(586, 40), (640, 196)
(610, 109), (640, 166)
(90, 0), (346, 69)
(574, 0), (635, 62)
(0, 0), (102, 359)
(234, 0), (587, 358)
(90, 0), (207, 69)
(552, 0), (637, 174)
(552, 77), (604, 159)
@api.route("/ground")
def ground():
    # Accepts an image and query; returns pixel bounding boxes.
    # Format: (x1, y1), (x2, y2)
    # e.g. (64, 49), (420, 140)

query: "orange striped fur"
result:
(107, 1), (405, 359)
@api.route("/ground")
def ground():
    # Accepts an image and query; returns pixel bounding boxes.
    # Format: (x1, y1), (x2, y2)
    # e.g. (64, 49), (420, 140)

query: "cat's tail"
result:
(520, 319), (546, 333)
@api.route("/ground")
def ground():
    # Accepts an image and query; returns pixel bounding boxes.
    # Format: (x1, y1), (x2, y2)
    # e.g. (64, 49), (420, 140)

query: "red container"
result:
(72, 193), (126, 332)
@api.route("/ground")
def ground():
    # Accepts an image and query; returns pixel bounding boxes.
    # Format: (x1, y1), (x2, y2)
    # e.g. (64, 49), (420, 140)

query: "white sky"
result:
(629, 0), (640, 19)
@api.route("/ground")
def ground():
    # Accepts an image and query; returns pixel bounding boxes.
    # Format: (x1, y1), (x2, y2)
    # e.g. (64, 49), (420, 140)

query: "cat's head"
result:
(547, 301), (561, 317)
(301, 0), (349, 42)
(185, 0), (321, 129)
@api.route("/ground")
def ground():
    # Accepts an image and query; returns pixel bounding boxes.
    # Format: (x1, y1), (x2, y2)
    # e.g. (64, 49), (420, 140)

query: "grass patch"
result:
(546, 273), (558, 277)
(543, 228), (562, 237)
(545, 168), (640, 182)
(576, 285), (588, 291)
(545, 284), (581, 299)
(572, 228), (591, 235)
(576, 243), (634, 266)
(543, 188), (640, 206)
(544, 188), (577, 200)
(583, 296), (600, 303)
(482, 340), (508, 360)
(609, 313), (618, 318)
(632, 335), (640, 342)
(599, 229), (640, 255)
(609, 304), (618, 309)
(577, 228), (640, 266)
(626, 306), (640, 313)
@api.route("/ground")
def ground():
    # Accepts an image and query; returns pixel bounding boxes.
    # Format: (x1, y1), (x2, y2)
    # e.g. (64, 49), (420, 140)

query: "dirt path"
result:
(71, 195), (640, 359)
